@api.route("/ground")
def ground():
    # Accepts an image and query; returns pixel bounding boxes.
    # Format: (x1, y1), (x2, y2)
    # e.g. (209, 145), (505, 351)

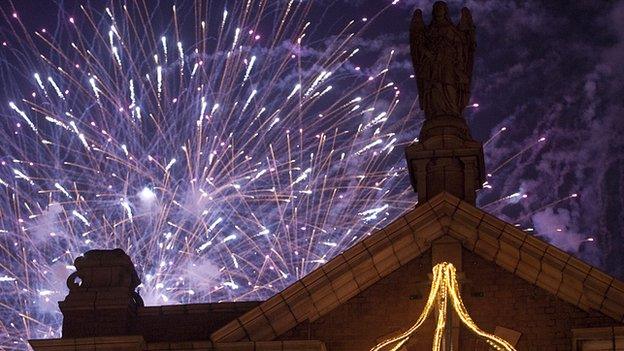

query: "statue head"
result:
(432, 1), (451, 24)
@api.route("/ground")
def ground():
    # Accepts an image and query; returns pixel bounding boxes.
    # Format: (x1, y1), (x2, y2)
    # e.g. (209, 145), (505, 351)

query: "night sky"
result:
(348, 0), (624, 274)
(0, 0), (623, 346)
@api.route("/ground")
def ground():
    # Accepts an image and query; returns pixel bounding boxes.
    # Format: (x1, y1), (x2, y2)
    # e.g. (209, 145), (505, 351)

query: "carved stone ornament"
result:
(66, 248), (141, 298)
(60, 248), (143, 337)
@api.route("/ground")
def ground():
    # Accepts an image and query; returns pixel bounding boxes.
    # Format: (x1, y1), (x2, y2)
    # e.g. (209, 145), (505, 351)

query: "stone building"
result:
(27, 190), (624, 351)
(28, 3), (624, 351)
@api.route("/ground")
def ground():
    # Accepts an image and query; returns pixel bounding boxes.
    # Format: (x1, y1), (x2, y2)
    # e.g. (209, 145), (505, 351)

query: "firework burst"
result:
(0, 1), (415, 347)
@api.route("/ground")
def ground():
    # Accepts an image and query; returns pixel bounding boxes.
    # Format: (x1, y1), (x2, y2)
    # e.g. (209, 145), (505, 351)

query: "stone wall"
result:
(461, 249), (614, 350)
(279, 251), (436, 350)
(137, 301), (260, 342)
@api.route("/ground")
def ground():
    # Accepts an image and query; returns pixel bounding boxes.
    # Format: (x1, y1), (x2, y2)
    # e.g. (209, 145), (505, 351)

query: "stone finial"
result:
(60, 248), (143, 338)
(405, 2), (485, 204)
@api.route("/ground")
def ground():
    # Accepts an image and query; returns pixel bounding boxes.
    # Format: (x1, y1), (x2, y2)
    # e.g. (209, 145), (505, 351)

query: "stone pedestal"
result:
(59, 249), (143, 338)
(405, 117), (485, 205)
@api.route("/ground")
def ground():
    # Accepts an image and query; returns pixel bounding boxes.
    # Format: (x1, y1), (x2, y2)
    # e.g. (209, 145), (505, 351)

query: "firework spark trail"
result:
(488, 136), (547, 176)
(483, 126), (506, 146)
(0, 1), (415, 347)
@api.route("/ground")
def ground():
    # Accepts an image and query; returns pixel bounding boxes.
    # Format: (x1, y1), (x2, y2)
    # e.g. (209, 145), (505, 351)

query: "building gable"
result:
(276, 248), (615, 351)
(211, 192), (624, 344)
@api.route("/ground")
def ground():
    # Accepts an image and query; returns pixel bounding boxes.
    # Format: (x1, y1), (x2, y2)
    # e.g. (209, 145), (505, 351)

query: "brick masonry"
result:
(137, 301), (260, 342)
(278, 249), (617, 351)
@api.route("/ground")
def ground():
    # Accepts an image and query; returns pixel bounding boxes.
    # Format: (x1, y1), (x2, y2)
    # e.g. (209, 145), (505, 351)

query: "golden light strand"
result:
(370, 262), (518, 351)
(370, 263), (445, 351)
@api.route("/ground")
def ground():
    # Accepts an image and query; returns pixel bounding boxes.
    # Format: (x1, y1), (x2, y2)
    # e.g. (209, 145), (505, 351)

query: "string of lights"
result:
(370, 262), (517, 351)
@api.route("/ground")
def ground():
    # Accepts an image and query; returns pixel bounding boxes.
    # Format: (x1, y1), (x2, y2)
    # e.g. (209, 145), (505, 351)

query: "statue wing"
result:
(458, 7), (476, 107)
(409, 9), (426, 108)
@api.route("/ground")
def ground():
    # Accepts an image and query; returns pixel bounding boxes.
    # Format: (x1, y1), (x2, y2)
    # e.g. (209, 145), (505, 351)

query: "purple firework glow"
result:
(0, 1), (622, 349)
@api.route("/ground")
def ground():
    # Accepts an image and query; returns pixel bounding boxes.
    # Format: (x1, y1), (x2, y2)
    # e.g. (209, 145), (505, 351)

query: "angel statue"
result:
(410, 1), (476, 119)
